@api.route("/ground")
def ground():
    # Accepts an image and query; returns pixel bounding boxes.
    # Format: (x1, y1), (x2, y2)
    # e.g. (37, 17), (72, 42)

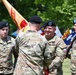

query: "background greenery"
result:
(0, 1), (73, 74)
(0, 0), (76, 35)
(63, 58), (71, 75)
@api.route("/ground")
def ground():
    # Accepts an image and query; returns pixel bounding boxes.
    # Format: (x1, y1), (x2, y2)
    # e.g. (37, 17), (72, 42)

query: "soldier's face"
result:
(44, 26), (56, 36)
(0, 27), (9, 38)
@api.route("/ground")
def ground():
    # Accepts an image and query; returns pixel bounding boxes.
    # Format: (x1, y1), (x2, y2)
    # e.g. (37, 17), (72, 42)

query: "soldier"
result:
(13, 15), (59, 75)
(65, 34), (76, 75)
(43, 20), (67, 75)
(0, 21), (18, 75)
(65, 20), (76, 58)
(70, 19), (76, 33)
(66, 20), (76, 75)
(69, 35), (76, 75)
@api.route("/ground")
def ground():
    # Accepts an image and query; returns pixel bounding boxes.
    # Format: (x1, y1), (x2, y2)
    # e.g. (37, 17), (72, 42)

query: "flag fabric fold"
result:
(2, 0), (29, 30)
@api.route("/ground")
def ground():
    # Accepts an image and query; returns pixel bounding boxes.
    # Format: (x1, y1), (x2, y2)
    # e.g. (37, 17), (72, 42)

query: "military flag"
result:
(61, 28), (76, 45)
(62, 28), (70, 40)
(1, 0), (29, 31)
(64, 33), (75, 45)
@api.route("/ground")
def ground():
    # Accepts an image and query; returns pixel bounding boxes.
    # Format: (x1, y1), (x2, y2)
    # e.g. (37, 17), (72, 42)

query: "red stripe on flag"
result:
(10, 8), (18, 26)
(20, 20), (28, 29)
(11, 7), (15, 21)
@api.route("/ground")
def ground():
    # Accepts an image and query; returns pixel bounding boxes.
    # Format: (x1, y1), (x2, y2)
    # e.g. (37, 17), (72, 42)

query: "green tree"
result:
(0, 0), (76, 34)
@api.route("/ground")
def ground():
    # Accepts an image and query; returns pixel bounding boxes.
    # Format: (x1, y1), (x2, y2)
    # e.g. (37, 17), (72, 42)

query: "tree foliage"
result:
(0, 0), (76, 34)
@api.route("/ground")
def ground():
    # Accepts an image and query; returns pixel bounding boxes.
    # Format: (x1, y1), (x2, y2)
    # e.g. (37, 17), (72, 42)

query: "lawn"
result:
(63, 58), (71, 75)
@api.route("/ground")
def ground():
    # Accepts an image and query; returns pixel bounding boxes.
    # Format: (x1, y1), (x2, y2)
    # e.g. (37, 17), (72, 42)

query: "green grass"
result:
(63, 58), (71, 75)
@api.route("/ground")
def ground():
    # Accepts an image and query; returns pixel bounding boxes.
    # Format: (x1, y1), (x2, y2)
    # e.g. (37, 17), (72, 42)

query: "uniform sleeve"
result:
(43, 43), (53, 67)
(56, 38), (67, 61)
(49, 38), (67, 72)
(10, 37), (18, 68)
(13, 46), (18, 68)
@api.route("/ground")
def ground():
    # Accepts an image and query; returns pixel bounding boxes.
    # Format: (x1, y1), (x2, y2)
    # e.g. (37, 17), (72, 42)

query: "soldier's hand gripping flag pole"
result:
(1, 0), (29, 31)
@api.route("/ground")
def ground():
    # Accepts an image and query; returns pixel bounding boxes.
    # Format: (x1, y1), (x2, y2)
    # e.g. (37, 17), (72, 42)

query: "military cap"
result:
(73, 19), (76, 25)
(43, 20), (56, 29)
(0, 21), (9, 29)
(29, 15), (42, 24)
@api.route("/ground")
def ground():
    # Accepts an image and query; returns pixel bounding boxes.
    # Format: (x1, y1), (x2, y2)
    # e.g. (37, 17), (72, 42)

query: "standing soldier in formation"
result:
(70, 35), (76, 75)
(13, 15), (56, 75)
(66, 35), (76, 75)
(0, 21), (18, 75)
(66, 20), (76, 75)
(70, 20), (76, 75)
(43, 20), (67, 75)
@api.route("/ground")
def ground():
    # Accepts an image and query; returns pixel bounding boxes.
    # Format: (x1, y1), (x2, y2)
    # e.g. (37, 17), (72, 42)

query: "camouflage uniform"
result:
(70, 38), (76, 75)
(47, 34), (67, 75)
(13, 30), (53, 75)
(0, 36), (17, 75)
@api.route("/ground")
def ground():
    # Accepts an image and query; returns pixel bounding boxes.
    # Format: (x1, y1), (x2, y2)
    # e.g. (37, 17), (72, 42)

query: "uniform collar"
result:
(0, 36), (11, 43)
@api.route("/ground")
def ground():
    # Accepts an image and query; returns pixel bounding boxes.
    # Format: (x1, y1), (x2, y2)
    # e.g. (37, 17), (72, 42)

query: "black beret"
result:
(29, 16), (42, 24)
(0, 21), (9, 29)
(73, 20), (76, 25)
(43, 20), (56, 28)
